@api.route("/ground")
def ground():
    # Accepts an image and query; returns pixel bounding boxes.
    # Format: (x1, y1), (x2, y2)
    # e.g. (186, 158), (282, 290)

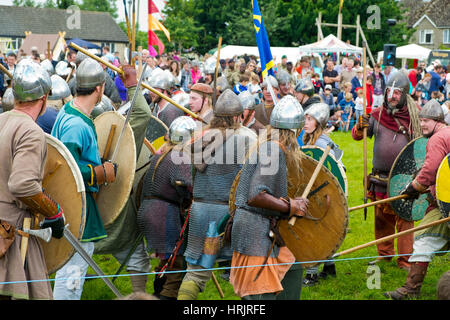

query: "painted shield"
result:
(301, 145), (348, 197)
(278, 153), (348, 268)
(388, 137), (429, 221)
(42, 134), (86, 274)
(94, 111), (136, 226)
(436, 153), (450, 218)
(146, 114), (169, 152)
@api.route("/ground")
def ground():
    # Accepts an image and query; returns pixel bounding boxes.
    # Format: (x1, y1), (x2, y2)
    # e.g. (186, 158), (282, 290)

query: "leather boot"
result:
(177, 280), (200, 300)
(130, 272), (148, 293)
(384, 262), (429, 300)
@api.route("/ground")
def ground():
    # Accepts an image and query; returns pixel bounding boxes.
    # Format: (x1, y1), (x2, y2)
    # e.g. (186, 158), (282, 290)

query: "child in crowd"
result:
(312, 73), (323, 94)
(233, 72), (250, 95)
(248, 73), (263, 104)
(338, 92), (354, 132)
(354, 87), (364, 124)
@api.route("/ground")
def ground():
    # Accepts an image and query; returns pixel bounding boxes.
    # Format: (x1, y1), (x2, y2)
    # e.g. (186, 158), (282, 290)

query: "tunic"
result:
(230, 141), (295, 296)
(51, 101), (107, 242)
(0, 111), (53, 300)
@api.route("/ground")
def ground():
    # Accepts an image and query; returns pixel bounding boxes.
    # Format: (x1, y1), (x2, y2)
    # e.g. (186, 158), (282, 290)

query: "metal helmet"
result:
(238, 90), (256, 110)
(12, 59), (52, 102)
(261, 75), (279, 89)
(76, 58), (105, 89)
(172, 92), (190, 110)
(148, 68), (170, 91)
(48, 75), (71, 101)
(169, 115), (197, 144)
(216, 75), (230, 92)
(204, 56), (218, 75)
(214, 88), (243, 116)
(1, 88), (15, 111)
(190, 82), (213, 96)
(40, 59), (55, 76)
(164, 70), (177, 89)
(75, 51), (88, 66)
(295, 78), (314, 96)
(270, 95), (305, 130)
(419, 99), (445, 123)
(55, 60), (73, 77)
(304, 102), (330, 128)
(384, 71), (410, 109)
(276, 70), (291, 86)
(91, 95), (115, 119)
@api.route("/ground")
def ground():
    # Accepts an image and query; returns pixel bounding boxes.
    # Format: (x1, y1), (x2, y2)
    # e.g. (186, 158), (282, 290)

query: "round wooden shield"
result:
(278, 153), (348, 268)
(388, 137), (429, 221)
(146, 114), (168, 152)
(94, 111), (136, 226)
(301, 145), (348, 197)
(42, 134), (86, 274)
(436, 153), (450, 218)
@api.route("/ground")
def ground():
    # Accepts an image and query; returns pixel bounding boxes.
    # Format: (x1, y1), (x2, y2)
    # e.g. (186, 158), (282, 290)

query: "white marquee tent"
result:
(298, 34), (363, 56)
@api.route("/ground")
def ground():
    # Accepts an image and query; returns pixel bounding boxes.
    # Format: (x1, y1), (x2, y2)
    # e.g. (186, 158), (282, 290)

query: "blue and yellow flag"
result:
(252, 0), (275, 80)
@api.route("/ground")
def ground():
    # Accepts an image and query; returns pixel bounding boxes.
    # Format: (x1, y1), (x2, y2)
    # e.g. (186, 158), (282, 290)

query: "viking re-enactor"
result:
(385, 100), (450, 300)
(352, 72), (421, 271)
(51, 58), (118, 299)
(0, 60), (65, 300)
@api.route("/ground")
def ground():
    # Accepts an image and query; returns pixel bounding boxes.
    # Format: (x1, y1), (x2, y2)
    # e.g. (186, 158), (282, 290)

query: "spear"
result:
(332, 216), (450, 258)
(212, 36), (222, 107)
(362, 46), (368, 221)
(68, 42), (207, 124)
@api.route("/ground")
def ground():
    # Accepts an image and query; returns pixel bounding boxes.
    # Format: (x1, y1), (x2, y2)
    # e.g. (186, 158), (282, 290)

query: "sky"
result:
(0, 0), (166, 31)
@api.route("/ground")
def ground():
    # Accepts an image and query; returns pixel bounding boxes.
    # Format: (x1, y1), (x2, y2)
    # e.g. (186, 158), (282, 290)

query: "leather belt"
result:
(193, 198), (228, 205)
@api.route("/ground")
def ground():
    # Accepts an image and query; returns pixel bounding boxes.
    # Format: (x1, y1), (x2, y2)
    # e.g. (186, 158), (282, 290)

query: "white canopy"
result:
(213, 45), (301, 65)
(377, 43), (431, 62)
(298, 34), (363, 55)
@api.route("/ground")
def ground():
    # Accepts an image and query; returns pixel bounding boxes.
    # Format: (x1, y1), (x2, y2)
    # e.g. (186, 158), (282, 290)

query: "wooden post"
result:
(356, 15), (360, 47)
(358, 26), (375, 67)
(317, 12), (323, 41)
(337, 13), (343, 40)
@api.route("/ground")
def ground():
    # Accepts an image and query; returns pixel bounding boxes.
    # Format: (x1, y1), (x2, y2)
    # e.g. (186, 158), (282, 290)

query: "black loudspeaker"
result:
(383, 44), (396, 66)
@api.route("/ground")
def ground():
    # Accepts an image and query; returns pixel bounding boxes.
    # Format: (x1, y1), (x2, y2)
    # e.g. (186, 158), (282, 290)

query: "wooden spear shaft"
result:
(348, 194), (408, 212)
(333, 216), (450, 258)
(0, 63), (13, 79)
(212, 36), (222, 107)
(68, 42), (207, 123)
(362, 47), (368, 221)
(288, 144), (332, 226)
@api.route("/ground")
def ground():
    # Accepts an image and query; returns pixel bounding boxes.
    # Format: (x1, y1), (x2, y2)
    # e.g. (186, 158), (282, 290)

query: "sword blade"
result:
(63, 226), (123, 298)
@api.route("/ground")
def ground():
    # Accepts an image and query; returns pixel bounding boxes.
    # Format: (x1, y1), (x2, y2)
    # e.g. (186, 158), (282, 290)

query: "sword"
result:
(62, 225), (123, 298)
(110, 63), (148, 163)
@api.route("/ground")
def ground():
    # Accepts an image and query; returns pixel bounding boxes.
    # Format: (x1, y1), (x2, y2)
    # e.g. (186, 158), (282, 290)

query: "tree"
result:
(79, 0), (118, 19)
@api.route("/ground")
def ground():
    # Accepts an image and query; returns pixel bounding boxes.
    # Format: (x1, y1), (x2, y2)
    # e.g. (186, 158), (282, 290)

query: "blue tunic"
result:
(51, 101), (107, 242)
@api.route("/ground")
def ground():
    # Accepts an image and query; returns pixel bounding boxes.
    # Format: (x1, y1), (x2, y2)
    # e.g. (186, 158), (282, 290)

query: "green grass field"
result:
(78, 131), (448, 300)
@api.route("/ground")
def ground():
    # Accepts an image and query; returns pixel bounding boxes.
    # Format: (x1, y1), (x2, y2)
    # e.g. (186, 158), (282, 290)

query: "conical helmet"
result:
(13, 59), (52, 102)
(238, 90), (256, 110)
(261, 75), (279, 89)
(419, 99), (445, 122)
(76, 58), (105, 89)
(270, 95), (304, 130)
(214, 89), (243, 116)
(40, 59), (55, 76)
(48, 75), (71, 100)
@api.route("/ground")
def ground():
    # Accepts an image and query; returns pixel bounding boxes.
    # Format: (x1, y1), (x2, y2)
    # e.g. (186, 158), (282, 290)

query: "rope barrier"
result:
(1, 250), (448, 286)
